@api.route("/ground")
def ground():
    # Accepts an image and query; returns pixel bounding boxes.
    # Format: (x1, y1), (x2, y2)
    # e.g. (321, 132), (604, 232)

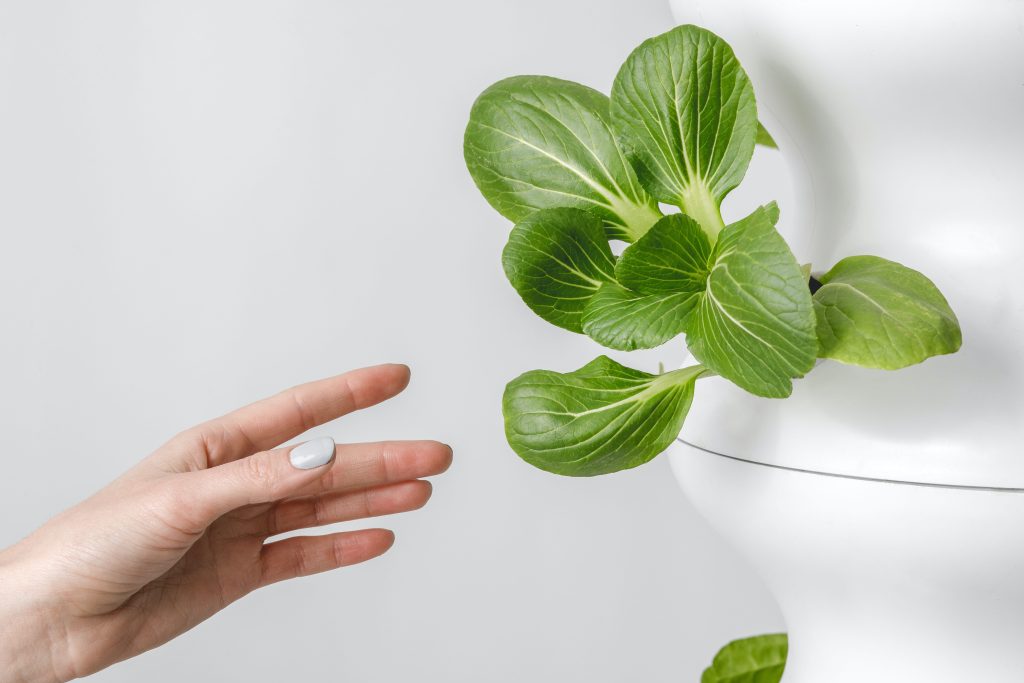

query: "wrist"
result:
(0, 547), (73, 683)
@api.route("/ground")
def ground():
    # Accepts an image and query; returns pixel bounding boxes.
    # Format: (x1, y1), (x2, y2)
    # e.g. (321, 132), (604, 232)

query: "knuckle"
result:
(167, 426), (209, 459)
(149, 476), (209, 536)
(360, 489), (374, 518)
(242, 454), (276, 494)
(312, 496), (329, 527)
(377, 442), (398, 481)
(266, 505), (284, 536)
(295, 543), (312, 576)
(288, 391), (317, 433)
(331, 537), (347, 568)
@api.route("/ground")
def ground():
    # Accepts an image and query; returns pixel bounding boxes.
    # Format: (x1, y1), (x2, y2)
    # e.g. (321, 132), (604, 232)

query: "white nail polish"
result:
(289, 436), (336, 470)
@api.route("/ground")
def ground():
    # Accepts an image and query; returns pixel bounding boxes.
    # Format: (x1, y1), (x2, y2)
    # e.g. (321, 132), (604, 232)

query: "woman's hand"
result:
(0, 364), (451, 682)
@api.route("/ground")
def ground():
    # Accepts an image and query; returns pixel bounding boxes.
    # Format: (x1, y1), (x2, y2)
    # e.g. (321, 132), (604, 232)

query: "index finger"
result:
(190, 363), (411, 466)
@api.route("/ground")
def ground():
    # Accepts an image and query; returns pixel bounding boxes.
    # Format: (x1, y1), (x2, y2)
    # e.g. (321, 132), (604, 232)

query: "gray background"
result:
(0, 1), (786, 680)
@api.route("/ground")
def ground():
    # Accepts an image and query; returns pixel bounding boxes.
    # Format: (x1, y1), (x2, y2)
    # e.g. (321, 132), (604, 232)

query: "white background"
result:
(0, 1), (786, 680)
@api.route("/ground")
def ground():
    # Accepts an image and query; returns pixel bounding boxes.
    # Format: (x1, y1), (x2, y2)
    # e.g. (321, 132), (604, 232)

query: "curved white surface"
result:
(669, 440), (1024, 682)
(668, 0), (1024, 487)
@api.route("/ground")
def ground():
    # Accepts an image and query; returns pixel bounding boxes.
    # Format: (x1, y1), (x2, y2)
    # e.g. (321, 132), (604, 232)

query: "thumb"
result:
(191, 436), (337, 519)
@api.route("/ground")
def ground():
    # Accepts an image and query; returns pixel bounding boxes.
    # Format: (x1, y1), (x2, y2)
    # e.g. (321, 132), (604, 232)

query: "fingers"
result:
(316, 440), (453, 494)
(190, 364), (411, 466)
(267, 480), (433, 536)
(187, 439), (451, 521)
(258, 528), (395, 587)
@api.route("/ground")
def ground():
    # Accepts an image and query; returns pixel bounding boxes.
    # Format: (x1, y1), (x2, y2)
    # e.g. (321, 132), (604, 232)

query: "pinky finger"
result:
(258, 528), (395, 587)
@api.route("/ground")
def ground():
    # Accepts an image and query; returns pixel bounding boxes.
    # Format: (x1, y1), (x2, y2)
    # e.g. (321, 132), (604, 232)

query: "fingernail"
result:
(289, 436), (336, 470)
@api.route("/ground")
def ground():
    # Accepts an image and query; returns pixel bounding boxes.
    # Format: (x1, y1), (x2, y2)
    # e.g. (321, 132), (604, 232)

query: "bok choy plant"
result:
(464, 25), (961, 477)
(700, 634), (788, 683)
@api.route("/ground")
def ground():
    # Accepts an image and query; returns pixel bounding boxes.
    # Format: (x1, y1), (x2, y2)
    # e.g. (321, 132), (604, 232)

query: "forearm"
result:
(0, 548), (70, 683)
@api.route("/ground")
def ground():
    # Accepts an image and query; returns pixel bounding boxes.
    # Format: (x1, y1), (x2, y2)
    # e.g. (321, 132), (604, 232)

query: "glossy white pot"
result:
(665, 0), (1024, 680)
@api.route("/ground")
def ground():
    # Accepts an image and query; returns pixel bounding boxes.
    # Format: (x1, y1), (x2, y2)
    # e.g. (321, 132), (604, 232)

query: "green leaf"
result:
(577, 214), (708, 351)
(685, 205), (818, 398)
(701, 634), (788, 683)
(503, 357), (705, 476)
(615, 213), (711, 295)
(610, 25), (757, 238)
(813, 255), (962, 369)
(465, 75), (662, 242)
(581, 281), (698, 351)
(502, 208), (616, 333)
(756, 121), (778, 149)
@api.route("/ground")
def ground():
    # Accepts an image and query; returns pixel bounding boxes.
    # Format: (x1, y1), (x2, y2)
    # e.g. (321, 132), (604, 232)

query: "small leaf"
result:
(503, 357), (705, 476)
(756, 122), (778, 149)
(615, 213), (711, 295)
(813, 255), (962, 369)
(610, 25), (757, 236)
(579, 214), (708, 350)
(701, 634), (788, 683)
(502, 208), (616, 333)
(685, 205), (818, 398)
(581, 281), (698, 351)
(465, 75), (662, 242)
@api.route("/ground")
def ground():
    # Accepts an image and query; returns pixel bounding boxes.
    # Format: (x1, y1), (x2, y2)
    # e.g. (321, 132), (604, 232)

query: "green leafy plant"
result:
(465, 24), (961, 477)
(701, 634), (787, 683)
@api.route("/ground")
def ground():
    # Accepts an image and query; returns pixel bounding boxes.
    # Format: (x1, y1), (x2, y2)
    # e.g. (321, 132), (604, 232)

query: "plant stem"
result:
(678, 183), (725, 242)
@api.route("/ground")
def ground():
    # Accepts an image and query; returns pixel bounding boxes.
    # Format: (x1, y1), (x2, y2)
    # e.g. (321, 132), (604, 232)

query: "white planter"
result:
(668, 441), (1024, 683)
(666, 1), (1024, 680)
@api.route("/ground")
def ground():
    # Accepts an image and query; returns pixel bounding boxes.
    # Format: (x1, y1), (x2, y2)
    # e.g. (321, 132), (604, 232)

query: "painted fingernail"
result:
(289, 436), (336, 470)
